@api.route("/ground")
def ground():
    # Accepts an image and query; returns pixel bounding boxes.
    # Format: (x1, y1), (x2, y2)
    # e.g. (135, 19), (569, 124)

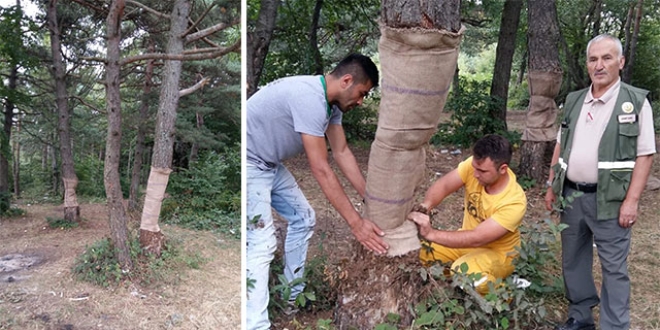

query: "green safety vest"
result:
(551, 82), (648, 220)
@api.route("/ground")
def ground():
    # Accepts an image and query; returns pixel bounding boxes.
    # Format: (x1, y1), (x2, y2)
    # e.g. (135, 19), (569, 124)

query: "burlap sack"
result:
(523, 70), (562, 141)
(63, 177), (79, 208)
(365, 24), (464, 256)
(140, 167), (172, 232)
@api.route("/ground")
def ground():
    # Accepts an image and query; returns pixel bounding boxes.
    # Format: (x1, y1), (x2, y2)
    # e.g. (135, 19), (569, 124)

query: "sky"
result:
(0, 0), (40, 18)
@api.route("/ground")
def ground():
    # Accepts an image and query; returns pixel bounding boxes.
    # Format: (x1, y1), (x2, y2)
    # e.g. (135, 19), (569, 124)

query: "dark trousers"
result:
(561, 186), (631, 330)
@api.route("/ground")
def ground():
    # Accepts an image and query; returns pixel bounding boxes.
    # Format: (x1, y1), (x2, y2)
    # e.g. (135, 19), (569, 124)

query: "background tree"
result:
(246, 0), (279, 97)
(518, 0), (562, 183)
(489, 0), (523, 129)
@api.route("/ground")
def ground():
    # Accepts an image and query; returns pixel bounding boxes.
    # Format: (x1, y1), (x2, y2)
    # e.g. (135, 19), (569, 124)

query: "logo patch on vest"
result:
(621, 101), (634, 113)
(618, 114), (637, 124)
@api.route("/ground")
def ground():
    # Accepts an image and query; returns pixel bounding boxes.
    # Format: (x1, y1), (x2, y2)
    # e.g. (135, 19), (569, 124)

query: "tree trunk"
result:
(139, 0), (190, 257)
(309, 0), (324, 75)
(622, 0), (643, 83)
(189, 111), (203, 163)
(622, 2), (635, 60)
(48, 0), (80, 222)
(517, 48), (527, 85)
(129, 41), (155, 212)
(335, 1), (463, 328)
(519, 0), (562, 183)
(104, 0), (132, 271)
(489, 0), (523, 128)
(247, 0), (279, 97)
(0, 64), (17, 213)
(12, 119), (20, 198)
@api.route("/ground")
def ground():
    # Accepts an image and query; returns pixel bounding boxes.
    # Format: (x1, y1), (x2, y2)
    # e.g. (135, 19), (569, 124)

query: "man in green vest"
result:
(545, 34), (655, 330)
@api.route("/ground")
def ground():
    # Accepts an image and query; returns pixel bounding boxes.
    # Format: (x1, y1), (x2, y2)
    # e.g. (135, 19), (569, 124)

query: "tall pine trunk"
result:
(335, 1), (463, 328)
(489, 0), (523, 128)
(128, 41), (155, 212)
(104, 0), (132, 270)
(519, 0), (562, 183)
(139, 0), (190, 256)
(247, 0), (279, 97)
(48, 0), (80, 222)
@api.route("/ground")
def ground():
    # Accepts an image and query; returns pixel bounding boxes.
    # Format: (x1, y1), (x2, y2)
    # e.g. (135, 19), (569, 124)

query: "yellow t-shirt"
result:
(457, 156), (527, 255)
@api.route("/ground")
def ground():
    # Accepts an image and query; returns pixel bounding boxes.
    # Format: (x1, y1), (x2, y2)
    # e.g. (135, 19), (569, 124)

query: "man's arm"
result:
(301, 133), (388, 254)
(544, 142), (561, 211)
(407, 212), (509, 248)
(325, 124), (365, 197)
(619, 154), (653, 228)
(419, 169), (465, 210)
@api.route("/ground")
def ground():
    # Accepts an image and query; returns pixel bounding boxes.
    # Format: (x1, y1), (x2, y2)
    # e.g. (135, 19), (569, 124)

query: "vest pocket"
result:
(617, 123), (639, 160)
(603, 169), (632, 202)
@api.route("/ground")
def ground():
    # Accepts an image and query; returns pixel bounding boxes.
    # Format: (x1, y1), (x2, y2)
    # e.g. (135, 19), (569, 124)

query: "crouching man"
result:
(407, 134), (527, 294)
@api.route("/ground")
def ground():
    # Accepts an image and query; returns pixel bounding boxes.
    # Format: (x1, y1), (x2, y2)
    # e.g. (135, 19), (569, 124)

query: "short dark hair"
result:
(330, 54), (379, 88)
(472, 134), (512, 167)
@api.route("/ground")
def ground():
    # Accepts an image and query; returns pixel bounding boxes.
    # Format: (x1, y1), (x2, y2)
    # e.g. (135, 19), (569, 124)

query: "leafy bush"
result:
(46, 216), (79, 229)
(161, 147), (240, 238)
(342, 93), (380, 142)
(72, 238), (125, 287)
(433, 78), (519, 148)
(73, 235), (207, 288)
(507, 80), (530, 110)
(411, 214), (564, 329)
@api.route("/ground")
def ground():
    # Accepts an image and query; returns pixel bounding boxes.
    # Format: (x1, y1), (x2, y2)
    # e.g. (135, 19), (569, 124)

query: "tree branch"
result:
(126, 0), (169, 19)
(184, 2), (217, 36)
(120, 39), (240, 65)
(70, 95), (106, 114)
(185, 18), (240, 43)
(179, 77), (211, 97)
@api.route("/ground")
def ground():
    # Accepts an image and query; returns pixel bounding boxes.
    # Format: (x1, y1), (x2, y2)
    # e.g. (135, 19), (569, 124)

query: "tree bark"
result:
(489, 0), (523, 128)
(309, 0), (324, 75)
(247, 0), (279, 97)
(48, 0), (80, 222)
(336, 1), (463, 328)
(0, 64), (17, 213)
(139, 0), (190, 257)
(129, 41), (155, 212)
(622, 0), (643, 83)
(12, 119), (20, 198)
(519, 0), (562, 183)
(104, 0), (132, 270)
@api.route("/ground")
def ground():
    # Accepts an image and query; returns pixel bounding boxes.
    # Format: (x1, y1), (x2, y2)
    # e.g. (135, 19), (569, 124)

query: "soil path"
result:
(0, 203), (241, 330)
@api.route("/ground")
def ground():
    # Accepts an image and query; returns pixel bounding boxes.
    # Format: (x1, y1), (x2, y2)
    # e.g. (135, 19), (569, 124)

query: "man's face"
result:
(472, 157), (506, 187)
(587, 39), (625, 91)
(335, 76), (373, 113)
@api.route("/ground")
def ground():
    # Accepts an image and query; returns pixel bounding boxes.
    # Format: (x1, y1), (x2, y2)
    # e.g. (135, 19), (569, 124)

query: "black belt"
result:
(565, 180), (597, 193)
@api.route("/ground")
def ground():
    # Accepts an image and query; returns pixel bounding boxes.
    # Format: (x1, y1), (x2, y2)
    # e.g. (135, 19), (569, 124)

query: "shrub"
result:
(342, 93), (380, 142)
(433, 78), (519, 148)
(161, 147), (240, 238)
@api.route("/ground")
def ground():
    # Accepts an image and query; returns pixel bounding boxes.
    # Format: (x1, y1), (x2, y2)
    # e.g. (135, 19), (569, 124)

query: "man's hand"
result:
(407, 211), (432, 239)
(350, 218), (388, 254)
(619, 198), (639, 228)
(544, 188), (556, 212)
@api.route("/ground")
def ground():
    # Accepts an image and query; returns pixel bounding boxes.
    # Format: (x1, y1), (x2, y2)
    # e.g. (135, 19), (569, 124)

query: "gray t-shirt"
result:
(247, 75), (343, 169)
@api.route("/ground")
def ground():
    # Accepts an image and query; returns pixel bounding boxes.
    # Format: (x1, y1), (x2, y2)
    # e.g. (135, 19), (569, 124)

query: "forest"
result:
(1, 1), (242, 328)
(248, 0), (660, 329)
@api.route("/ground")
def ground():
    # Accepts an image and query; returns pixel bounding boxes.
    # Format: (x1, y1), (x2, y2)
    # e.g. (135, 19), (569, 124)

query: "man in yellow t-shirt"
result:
(407, 134), (527, 294)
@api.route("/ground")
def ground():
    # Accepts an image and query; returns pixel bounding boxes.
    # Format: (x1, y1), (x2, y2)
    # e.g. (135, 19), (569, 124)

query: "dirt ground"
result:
(274, 110), (660, 329)
(0, 203), (241, 330)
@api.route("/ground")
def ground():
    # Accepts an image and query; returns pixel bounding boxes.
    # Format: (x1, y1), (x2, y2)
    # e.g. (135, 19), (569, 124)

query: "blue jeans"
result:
(246, 163), (316, 330)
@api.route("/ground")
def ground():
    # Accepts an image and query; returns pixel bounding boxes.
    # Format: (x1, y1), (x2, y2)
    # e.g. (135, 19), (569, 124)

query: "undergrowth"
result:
(72, 234), (207, 288)
(46, 216), (79, 229)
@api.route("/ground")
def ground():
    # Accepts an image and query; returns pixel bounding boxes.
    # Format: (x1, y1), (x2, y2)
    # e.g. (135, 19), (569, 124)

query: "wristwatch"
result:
(545, 180), (552, 188)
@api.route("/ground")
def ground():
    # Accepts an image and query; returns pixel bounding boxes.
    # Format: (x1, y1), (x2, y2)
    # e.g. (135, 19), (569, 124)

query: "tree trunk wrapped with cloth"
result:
(335, 1), (463, 327)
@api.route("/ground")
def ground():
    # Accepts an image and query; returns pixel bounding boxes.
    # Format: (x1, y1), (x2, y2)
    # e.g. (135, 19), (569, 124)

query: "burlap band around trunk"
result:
(62, 177), (79, 208)
(383, 220), (422, 257)
(523, 70), (562, 141)
(140, 167), (172, 232)
(375, 127), (437, 151)
(377, 24), (465, 131)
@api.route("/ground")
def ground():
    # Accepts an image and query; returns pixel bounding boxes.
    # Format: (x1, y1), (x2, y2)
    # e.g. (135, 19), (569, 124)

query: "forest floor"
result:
(272, 110), (660, 329)
(0, 203), (241, 330)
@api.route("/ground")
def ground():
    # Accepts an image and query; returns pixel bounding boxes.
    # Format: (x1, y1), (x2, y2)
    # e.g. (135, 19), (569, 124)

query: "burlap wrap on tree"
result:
(365, 25), (464, 256)
(62, 177), (79, 208)
(523, 70), (562, 141)
(140, 167), (172, 232)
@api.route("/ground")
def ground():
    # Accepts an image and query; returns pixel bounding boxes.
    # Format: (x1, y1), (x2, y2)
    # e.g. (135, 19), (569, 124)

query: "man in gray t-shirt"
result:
(246, 54), (388, 330)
